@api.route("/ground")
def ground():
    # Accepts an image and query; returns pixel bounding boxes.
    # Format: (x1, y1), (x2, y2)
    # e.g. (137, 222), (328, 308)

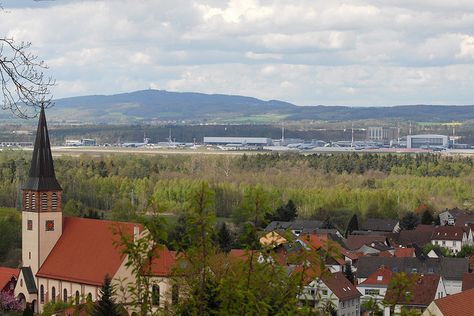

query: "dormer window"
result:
(377, 276), (383, 281)
(41, 193), (48, 211)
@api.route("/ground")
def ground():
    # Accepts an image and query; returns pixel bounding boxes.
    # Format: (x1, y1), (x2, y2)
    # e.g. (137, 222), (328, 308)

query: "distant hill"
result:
(8, 89), (474, 123)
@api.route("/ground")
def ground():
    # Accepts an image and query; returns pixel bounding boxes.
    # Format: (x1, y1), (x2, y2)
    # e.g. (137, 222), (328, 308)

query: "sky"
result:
(1, 0), (474, 106)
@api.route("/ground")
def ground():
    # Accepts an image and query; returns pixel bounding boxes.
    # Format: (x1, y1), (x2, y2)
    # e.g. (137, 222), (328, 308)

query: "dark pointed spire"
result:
(23, 105), (62, 191)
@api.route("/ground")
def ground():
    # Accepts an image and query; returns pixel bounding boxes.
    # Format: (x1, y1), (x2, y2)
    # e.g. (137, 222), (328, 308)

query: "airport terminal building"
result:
(406, 134), (448, 149)
(203, 137), (273, 146)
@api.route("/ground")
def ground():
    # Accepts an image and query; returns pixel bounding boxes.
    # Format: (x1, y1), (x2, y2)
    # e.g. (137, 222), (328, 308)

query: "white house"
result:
(300, 272), (361, 316)
(431, 226), (471, 255)
(357, 266), (393, 305)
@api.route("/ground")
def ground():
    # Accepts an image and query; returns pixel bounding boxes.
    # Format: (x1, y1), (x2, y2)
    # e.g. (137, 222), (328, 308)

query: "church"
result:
(11, 107), (175, 313)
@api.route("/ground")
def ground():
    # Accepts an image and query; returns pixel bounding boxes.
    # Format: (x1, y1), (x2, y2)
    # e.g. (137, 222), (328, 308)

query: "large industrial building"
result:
(406, 134), (448, 149)
(367, 127), (398, 142)
(203, 137), (272, 146)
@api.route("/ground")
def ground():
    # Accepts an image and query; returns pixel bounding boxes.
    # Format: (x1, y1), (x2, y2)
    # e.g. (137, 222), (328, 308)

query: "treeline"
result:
(0, 151), (472, 222)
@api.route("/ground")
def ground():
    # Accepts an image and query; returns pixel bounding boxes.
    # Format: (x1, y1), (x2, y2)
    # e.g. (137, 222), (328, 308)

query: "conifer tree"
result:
(218, 222), (233, 253)
(92, 275), (121, 316)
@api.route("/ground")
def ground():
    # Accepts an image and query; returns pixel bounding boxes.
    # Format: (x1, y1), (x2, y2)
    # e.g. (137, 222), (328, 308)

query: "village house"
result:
(423, 287), (474, 316)
(356, 256), (468, 295)
(0, 267), (19, 295)
(431, 226), (471, 255)
(360, 218), (400, 233)
(357, 265), (393, 305)
(384, 274), (446, 315)
(299, 271), (361, 316)
(11, 107), (174, 313)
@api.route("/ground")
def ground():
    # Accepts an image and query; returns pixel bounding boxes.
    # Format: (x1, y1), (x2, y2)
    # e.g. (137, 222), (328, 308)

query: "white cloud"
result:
(1, 0), (474, 105)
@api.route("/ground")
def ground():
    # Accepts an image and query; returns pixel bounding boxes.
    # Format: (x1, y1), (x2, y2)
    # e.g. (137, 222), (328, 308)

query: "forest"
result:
(0, 150), (472, 266)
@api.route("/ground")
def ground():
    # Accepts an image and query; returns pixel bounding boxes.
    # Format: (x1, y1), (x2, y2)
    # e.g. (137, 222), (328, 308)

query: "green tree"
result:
(63, 199), (84, 217)
(270, 199), (298, 222)
(92, 275), (121, 316)
(344, 261), (355, 284)
(400, 212), (420, 230)
(218, 222), (233, 253)
(420, 209), (434, 225)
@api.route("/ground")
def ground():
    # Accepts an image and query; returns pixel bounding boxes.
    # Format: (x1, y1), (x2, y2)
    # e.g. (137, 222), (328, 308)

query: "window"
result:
(376, 275), (383, 281)
(87, 293), (92, 302)
(51, 287), (56, 303)
(365, 289), (380, 295)
(75, 291), (80, 305)
(41, 193), (48, 211)
(46, 220), (55, 231)
(152, 284), (160, 306)
(322, 289), (328, 295)
(51, 193), (58, 211)
(172, 285), (179, 305)
(27, 220), (33, 231)
(25, 192), (30, 210)
(442, 241), (446, 246)
(29, 252), (31, 260)
(453, 241), (457, 247)
(40, 285), (44, 304)
(64, 289), (68, 302)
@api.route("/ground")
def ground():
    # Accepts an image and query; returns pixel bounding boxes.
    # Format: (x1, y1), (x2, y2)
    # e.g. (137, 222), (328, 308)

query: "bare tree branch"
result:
(0, 4), (55, 118)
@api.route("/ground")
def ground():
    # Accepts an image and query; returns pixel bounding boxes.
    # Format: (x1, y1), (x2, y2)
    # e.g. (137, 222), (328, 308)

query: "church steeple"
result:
(24, 105), (61, 191)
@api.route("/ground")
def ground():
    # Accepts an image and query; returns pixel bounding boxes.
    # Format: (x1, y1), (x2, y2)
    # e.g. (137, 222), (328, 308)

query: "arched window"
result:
(41, 193), (48, 211)
(171, 284), (179, 305)
(25, 192), (30, 210)
(152, 284), (160, 306)
(40, 285), (44, 304)
(51, 287), (56, 303)
(63, 289), (68, 302)
(31, 193), (36, 210)
(75, 291), (80, 305)
(87, 293), (92, 302)
(51, 192), (58, 211)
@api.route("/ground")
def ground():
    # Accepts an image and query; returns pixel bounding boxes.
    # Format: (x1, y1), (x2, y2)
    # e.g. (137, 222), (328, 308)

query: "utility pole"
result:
(351, 122), (354, 148)
(281, 122), (285, 144)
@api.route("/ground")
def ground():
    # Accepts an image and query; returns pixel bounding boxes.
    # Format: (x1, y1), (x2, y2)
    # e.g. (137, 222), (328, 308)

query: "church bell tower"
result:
(21, 105), (63, 276)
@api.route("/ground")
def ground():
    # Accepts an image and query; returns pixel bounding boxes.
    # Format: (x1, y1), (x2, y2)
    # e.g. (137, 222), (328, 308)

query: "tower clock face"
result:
(46, 220), (55, 231)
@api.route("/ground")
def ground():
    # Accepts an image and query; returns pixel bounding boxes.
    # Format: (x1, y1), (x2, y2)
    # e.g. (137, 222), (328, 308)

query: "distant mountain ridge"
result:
(13, 89), (474, 123)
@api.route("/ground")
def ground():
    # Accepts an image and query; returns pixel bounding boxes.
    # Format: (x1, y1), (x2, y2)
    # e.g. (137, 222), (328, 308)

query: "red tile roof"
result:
(378, 251), (393, 257)
(359, 266), (393, 286)
(298, 234), (323, 250)
(432, 226), (465, 241)
(321, 272), (361, 301)
(394, 248), (415, 258)
(462, 272), (474, 291)
(384, 274), (440, 307)
(37, 217), (143, 286)
(0, 267), (19, 291)
(150, 247), (176, 277)
(434, 288), (474, 316)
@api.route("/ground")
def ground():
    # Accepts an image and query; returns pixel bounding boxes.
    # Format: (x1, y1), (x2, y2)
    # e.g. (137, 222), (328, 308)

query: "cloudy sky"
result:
(2, 0), (474, 106)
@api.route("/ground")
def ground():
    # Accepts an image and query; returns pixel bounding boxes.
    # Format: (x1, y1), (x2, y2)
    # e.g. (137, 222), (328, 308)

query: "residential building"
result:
(356, 257), (468, 294)
(300, 272), (361, 316)
(423, 288), (474, 316)
(0, 267), (19, 295)
(384, 274), (446, 314)
(438, 209), (465, 226)
(360, 218), (400, 233)
(431, 226), (471, 254)
(357, 266), (393, 305)
(264, 220), (326, 236)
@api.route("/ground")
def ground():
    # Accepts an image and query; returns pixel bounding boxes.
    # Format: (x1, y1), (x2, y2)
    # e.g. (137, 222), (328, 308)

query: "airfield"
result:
(8, 146), (474, 157)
